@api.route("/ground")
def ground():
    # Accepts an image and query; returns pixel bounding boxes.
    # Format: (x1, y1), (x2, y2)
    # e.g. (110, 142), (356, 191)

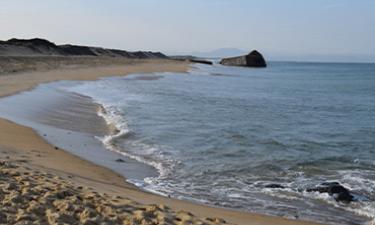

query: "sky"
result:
(1, 0), (375, 62)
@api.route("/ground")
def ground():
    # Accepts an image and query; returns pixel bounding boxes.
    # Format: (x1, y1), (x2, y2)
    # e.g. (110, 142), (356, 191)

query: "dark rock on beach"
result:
(220, 50), (267, 68)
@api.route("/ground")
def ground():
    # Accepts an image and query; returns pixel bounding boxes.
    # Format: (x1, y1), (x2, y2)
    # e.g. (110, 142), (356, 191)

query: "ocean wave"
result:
(64, 79), (179, 190)
(95, 103), (174, 179)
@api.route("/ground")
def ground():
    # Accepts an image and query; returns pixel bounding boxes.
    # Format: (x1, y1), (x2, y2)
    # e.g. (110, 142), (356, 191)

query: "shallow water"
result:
(0, 82), (158, 181)
(0, 61), (374, 224)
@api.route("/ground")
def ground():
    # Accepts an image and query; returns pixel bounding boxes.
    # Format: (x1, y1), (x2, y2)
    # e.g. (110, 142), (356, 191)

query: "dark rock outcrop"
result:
(220, 50), (267, 68)
(306, 182), (354, 203)
(0, 38), (167, 59)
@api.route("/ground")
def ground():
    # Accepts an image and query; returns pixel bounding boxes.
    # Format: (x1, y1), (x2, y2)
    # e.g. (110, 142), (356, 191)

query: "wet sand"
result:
(0, 57), (323, 225)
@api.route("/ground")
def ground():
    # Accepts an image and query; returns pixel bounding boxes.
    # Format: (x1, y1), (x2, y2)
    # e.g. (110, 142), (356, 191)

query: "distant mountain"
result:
(0, 38), (167, 59)
(190, 48), (247, 58)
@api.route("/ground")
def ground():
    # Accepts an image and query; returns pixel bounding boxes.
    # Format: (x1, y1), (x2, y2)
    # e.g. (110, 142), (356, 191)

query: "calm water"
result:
(0, 61), (374, 224)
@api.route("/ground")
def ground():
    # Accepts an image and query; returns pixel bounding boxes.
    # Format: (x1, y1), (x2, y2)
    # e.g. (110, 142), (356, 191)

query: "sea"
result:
(0, 61), (374, 225)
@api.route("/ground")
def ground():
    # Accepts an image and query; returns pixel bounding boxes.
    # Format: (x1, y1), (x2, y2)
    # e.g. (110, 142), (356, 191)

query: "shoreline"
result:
(0, 58), (323, 225)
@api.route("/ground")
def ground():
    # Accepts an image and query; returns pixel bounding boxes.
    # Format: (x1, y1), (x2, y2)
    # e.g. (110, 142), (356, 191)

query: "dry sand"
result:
(0, 57), (324, 225)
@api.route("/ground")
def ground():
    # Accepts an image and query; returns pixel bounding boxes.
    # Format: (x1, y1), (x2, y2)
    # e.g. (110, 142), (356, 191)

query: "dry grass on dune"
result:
(0, 56), (145, 75)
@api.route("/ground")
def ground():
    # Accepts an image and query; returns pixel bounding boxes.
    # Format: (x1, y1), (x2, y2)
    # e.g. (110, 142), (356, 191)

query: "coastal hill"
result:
(0, 38), (167, 59)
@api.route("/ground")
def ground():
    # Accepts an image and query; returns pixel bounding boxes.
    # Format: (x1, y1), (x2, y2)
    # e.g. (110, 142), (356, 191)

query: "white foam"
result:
(301, 185), (375, 223)
(343, 202), (375, 225)
(64, 79), (182, 196)
(338, 170), (375, 193)
(95, 103), (172, 178)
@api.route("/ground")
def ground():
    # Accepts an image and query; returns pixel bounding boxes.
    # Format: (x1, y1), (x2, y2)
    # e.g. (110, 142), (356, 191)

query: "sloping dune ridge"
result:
(0, 38), (167, 58)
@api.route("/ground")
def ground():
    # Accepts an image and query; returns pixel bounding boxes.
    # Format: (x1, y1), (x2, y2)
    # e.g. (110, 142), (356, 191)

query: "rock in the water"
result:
(220, 50), (267, 68)
(329, 184), (349, 195)
(115, 159), (125, 163)
(264, 184), (285, 189)
(306, 182), (346, 194)
(306, 182), (354, 203)
(334, 191), (354, 203)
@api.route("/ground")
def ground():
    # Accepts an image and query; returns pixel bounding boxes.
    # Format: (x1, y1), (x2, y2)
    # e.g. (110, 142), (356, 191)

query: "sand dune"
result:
(0, 38), (166, 59)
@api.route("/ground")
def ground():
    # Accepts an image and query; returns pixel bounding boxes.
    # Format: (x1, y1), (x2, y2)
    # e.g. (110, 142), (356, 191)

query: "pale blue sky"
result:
(1, 0), (374, 62)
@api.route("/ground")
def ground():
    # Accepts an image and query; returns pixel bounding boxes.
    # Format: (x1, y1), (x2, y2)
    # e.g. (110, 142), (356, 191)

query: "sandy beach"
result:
(0, 56), (323, 225)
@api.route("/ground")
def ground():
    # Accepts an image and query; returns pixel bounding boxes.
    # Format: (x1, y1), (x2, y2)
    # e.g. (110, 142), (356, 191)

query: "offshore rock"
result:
(220, 50), (266, 67)
(306, 182), (354, 203)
